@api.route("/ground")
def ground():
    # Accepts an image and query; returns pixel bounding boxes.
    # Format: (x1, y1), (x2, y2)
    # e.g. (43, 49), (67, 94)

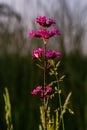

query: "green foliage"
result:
(39, 60), (74, 130)
(36, 64), (44, 70)
(0, 53), (87, 130)
(39, 106), (55, 130)
(3, 87), (13, 130)
(39, 93), (73, 130)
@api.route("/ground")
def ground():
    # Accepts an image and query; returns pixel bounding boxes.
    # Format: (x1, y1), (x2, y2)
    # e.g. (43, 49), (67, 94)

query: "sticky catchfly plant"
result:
(30, 16), (73, 130)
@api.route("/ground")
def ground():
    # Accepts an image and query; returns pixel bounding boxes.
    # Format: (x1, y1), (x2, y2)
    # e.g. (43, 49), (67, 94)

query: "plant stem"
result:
(43, 43), (47, 130)
(54, 66), (65, 130)
(44, 44), (46, 89)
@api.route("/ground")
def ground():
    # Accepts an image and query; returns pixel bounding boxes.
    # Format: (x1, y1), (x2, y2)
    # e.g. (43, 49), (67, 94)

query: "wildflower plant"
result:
(30, 16), (74, 130)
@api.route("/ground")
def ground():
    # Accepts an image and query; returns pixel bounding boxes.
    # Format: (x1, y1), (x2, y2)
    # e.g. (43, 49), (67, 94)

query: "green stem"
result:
(43, 43), (47, 130)
(54, 65), (65, 130)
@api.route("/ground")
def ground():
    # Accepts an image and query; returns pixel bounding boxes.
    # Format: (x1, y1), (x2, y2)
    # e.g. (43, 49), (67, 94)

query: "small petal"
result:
(46, 50), (61, 59)
(55, 52), (61, 57)
(32, 48), (44, 59)
(31, 86), (42, 95)
(29, 30), (35, 37)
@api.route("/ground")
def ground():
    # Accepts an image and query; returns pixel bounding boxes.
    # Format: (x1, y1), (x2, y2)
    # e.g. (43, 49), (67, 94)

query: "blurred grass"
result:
(0, 52), (87, 130)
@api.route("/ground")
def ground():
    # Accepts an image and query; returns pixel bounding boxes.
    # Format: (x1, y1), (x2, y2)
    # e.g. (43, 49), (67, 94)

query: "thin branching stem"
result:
(54, 65), (65, 130)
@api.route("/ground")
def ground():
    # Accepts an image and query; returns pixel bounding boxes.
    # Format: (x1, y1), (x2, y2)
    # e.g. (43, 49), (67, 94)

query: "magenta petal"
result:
(29, 30), (35, 38)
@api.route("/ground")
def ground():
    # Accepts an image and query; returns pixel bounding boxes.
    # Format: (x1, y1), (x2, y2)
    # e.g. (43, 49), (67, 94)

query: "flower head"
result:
(50, 29), (60, 37)
(29, 29), (60, 39)
(31, 86), (53, 99)
(55, 51), (61, 57)
(36, 16), (55, 28)
(31, 86), (42, 95)
(46, 50), (61, 59)
(29, 30), (35, 38)
(32, 48), (61, 60)
(48, 18), (55, 25)
(44, 86), (53, 96)
(32, 48), (44, 59)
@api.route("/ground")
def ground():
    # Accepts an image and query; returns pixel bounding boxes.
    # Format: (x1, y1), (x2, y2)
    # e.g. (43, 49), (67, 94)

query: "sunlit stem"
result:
(54, 65), (65, 130)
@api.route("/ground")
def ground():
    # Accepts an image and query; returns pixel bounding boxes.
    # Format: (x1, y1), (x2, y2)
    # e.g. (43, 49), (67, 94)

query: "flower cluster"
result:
(30, 16), (61, 99)
(46, 50), (61, 59)
(36, 16), (55, 28)
(29, 16), (60, 40)
(32, 48), (61, 60)
(29, 29), (60, 39)
(32, 48), (44, 59)
(31, 86), (53, 99)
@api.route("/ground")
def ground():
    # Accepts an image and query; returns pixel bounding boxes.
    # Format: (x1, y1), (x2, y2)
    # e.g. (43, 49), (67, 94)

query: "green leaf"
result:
(68, 108), (74, 115)
(48, 81), (58, 86)
(54, 67), (57, 71)
(36, 64), (44, 70)
(55, 72), (58, 76)
(59, 75), (65, 81)
(49, 69), (54, 75)
(56, 61), (61, 68)
(48, 59), (54, 66)
(55, 86), (57, 90)
(60, 92), (72, 119)
(54, 87), (62, 94)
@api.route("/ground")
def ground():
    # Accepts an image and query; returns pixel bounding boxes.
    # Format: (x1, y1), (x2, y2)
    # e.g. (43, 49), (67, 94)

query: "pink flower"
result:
(32, 48), (61, 60)
(36, 16), (55, 28)
(31, 86), (53, 99)
(29, 29), (60, 39)
(55, 51), (61, 57)
(48, 18), (55, 25)
(29, 30), (35, 38)
(36, 29), (50, 39)
(50, 29), (60, 37)
(32, 48), (44, 59)
(31, 86), (42, 95)
(45, 50), (61, 59)
(44, 86), (53, 96)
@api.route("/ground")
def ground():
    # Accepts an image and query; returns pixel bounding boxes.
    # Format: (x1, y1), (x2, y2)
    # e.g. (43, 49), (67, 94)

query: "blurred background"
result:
(0, 0), (87, 130)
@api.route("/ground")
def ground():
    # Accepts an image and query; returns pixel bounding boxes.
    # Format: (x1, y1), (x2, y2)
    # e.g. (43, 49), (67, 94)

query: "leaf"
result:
(54, 87), (62, 94)
(68, 108), (74, 115)
(36, 64), (44, 70)
(49, 69), (54, 75)
(56, 61), (61, 68)
(48, 59), (54, 66)
(49, 72), (54, 76)
(48, 81), (58, 86)
(63, 92), (72, 108)
(50, 94), (55, 99)
(59, 75), (65, 81)
(55, 86), (57, 90)
(54, 67), (57, 71)
(60, 92), (72, 119)
(55, 72), (58, 76)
